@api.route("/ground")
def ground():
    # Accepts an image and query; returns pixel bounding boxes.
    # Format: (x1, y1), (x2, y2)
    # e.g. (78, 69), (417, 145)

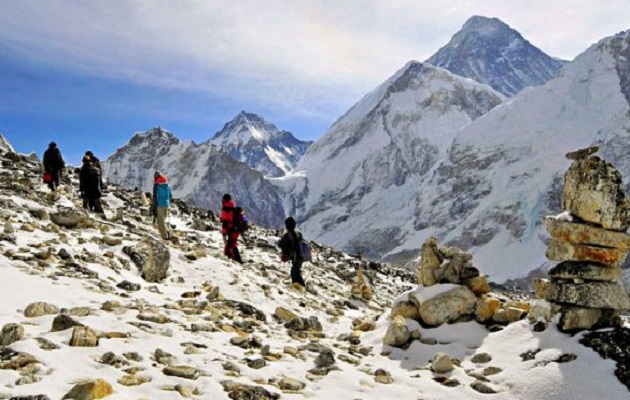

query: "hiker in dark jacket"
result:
(278, 216), (306, 290)
(220, 193), (243, 263)
(42, 142), (65, 191)
(150, 171), (172, 240)
(79, 154), (104, 213)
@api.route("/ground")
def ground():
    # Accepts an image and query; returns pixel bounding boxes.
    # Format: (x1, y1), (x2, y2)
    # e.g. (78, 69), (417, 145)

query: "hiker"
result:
(42, 141), (65, 191)
(220, 193), (243, 263)
(84, 150), (104, 189)
(150, 171), (172, 240)
(278, 216), (307, 291)
(79, 153), (104, 214)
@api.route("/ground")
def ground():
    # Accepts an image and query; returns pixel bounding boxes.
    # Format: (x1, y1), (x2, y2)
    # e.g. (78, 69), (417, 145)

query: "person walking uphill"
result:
(278, 217), (307, 291)
(151, 171), (172, 240)
(79, 154), (104, 214)
(220, 193), (243, 263)
(42, 142), (65, 191)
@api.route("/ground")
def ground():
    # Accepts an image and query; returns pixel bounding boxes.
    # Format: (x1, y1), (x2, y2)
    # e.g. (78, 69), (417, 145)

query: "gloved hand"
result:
(152, 215), (157, 224)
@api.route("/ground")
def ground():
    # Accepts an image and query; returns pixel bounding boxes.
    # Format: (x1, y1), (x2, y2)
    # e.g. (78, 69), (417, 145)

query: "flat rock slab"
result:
(548, 261), (622, 282)
(544, 218), (630, 250)
(534, 279), (630, 310)
(546, 239), (628, 267)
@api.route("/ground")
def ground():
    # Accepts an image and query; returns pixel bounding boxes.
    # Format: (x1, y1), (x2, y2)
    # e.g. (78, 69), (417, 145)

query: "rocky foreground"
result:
(0, 145), (629, 399)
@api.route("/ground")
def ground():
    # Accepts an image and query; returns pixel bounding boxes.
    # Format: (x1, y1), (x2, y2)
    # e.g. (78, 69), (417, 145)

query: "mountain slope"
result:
(294, 61), (504, 257)
(104, 127), (285, 227)
(208, 111), (312, 177)
(1, 132), (629, 400)
(427, 16), (566, 96)
(409, 29), (630, 283)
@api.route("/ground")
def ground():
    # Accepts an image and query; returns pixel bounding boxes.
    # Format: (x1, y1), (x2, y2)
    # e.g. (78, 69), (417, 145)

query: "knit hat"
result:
(49, 142), (57, 148)
(285, 216), (296, 230)
(222, 193), (232, 202)
(85, 151), (94, 157)
(154, 170), (162, 179)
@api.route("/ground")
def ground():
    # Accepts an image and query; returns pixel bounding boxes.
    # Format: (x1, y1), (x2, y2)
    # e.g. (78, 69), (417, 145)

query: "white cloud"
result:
(1, 0), (629, 119)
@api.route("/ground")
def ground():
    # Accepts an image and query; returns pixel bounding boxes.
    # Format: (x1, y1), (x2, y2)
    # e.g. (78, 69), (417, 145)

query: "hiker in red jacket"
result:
(220, 193), (243, 263)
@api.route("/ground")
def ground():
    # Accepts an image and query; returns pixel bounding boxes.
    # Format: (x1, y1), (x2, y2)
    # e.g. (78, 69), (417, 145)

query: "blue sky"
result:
(2, 0), (630, 164)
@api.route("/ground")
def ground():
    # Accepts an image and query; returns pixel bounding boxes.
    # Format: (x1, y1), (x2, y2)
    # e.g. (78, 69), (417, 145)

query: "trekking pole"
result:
(240, 232), (250, 246)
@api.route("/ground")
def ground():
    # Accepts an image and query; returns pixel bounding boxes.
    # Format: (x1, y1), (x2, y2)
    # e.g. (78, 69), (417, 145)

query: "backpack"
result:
(299, 240), (312, 262)
(232, 207), (250, 233)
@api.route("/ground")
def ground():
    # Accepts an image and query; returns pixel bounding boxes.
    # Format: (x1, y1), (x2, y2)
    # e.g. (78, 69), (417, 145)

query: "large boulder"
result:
(562, 156), (630, 232)
(50, 207), (90, 229)
(123, 238), (170, 282)
(534, 279), (630, 310)
(418, 286), (477, 326)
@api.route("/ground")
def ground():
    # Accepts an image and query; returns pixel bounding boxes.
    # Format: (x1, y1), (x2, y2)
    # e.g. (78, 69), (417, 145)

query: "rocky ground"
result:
(0, 147), (629, 399)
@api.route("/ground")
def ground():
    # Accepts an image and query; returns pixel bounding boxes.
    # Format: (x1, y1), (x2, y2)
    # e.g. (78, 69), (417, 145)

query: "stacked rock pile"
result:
(383, 237), (531, 348)
(534, 147), (630, 331)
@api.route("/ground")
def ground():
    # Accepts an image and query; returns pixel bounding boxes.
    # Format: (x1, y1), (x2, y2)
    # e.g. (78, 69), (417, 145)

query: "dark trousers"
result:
(224, 232), (242, 263)
(83, 197), (104, 213)
(48, 170), (60, 191)
(291, 258), (305, 287)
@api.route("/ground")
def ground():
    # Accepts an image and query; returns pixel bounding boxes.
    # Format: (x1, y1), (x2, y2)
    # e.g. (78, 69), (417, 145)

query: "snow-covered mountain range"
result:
(427, 16), (566, 96)
(103, 127), (286, 228)
(208, 111), (311, 178)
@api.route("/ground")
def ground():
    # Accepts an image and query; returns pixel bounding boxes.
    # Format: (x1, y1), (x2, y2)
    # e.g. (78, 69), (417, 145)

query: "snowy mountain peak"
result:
(427, 15), (566, 96)
(209, 112), (312, 177)
(128, 126), (180, 147)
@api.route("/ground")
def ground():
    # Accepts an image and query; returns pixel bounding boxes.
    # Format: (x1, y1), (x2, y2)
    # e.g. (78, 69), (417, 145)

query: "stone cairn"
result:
(534, 146), (630, 331)
(384, 237), (531, 347)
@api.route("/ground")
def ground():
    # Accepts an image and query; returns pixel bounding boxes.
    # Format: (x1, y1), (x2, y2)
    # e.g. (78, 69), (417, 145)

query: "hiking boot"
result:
(291, 282), (305, 292)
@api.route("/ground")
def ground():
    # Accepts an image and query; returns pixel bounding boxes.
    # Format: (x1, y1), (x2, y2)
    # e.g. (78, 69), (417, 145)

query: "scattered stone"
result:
(123, 238), (170, 282)
(247, 358), (266, 369)
(471, 353), (492, 364)
(116, 280), (141, 292)
(0, 323), (25, 346)
(431, 352), (454, 373)
(50, 208), (90, 229)
(137, 313), (170, 324)
(314, 348), (336, 368)
(69, 326), (99, 347)
(51, 314), (83, 332)
(374, 368), (394, 384)
(61, 379), (113, 400)
(35, 337), (60, 351)
(118, 375), (151, 386)
(163, 365), (200, 380)
(278, 377), (305, 391)
(470, 380), (497, 394)
(383, 315), (410, 347)
(24, 302), (59, 318)
(220, 381), (280, 400)
(274, 307), (299, 324)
